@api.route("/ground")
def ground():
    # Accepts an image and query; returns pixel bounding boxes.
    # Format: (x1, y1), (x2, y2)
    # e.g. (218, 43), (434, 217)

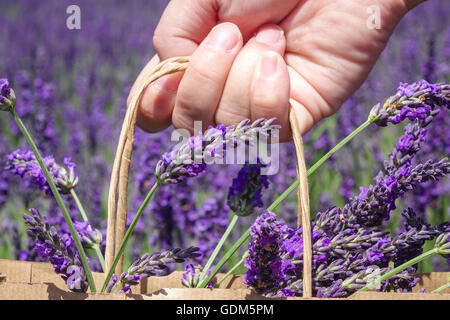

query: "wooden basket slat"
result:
(1, 260), (448, 300)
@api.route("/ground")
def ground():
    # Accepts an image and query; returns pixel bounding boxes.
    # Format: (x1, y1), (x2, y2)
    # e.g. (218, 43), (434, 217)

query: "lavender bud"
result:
(435, 232), (450, 256)
(116, 247), (201, 294)
(181, 264), (216, 289)
(0, 79), (16, 111)
(5, 150), (79, 195)
(105, 274), (119, 293)
(74, 221), (102, 249)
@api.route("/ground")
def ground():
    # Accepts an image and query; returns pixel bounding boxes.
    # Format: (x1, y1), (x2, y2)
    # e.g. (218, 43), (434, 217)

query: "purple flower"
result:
(181, 264), (217, 289)
(227, 161), (269, 216)
(435, 231), (450, 258)
(369, 80), (449, 127)
(155, 119), (280, 184)
(244, 211), (287, 296)
(74, 221), (103, 249)
(0, 78), (15, 111)
(364, 250), (384, 263)
(106, 247), (201, 294)
(392, 208), (439, 265)
(245, 207), (444, 297)
(5, 149), (78, 195)
(23, 208), (88, 292)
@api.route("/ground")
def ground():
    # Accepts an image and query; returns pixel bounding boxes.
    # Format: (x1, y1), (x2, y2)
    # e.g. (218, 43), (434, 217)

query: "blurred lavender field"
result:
(0, 0), (448, 273)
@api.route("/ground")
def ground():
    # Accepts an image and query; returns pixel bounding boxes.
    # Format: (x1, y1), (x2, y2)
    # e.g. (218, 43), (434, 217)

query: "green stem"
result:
(101, 181), (160, 292)
(307, 119), (372, 179)
(70, 189), (105, 272)
(356, 248), (438, 293)
(216, 252), (247, 287)
(431, 279), (450, 294)
(70, 189), (89, 222)
(198, 119), (373, 288)
(198, 230), (250, 288)
(196, 214), (239, 287)
(93, 245), (105, 272)
(11, 109), (96, 292)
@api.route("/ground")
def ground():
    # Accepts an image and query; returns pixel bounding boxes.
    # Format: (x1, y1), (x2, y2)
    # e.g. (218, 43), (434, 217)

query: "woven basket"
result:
(0, 57), (449, 300)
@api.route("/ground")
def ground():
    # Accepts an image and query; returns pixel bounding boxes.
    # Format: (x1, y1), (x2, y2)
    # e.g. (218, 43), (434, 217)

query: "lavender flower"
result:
(5, 149), (78, 195)
(227, 161), (269, 216)
(107, 247), (201, 294)
(74, 221), (103, 249)
(23, 208), (88, 292)
(336, 119), (449, 229)
(0, 170), (9, 209)
(245, 208), (444, 298)
(244, 211), (287, 296)
(392, 208), (439, 265)
(435, 231), (450, 258)
(369, 80), (449, 127)
(155, 118), (280, 184)
(245, 82), (450, 297)
(0, 78), (16, 111)
(181, 264), (217, 289)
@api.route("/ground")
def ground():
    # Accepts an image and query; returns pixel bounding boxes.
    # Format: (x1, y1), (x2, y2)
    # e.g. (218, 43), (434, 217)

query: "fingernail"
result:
(207, 23), (240, 52)
(256, 25), (284, 45)
(260, 52), (279, 77)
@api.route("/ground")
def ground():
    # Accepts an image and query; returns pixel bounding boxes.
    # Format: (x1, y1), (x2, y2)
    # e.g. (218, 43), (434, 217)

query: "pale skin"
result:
(132, 0), (425, 141)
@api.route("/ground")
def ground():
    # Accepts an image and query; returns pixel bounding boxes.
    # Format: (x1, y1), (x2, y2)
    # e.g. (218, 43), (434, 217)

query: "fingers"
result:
(134, 55), (183, 132)
(171, 23), (243, 132)
(153, 0), (299, 59)
(215, 24), (291, 140)
(137, 23), (291, 139)
(250, 51), (291, 141)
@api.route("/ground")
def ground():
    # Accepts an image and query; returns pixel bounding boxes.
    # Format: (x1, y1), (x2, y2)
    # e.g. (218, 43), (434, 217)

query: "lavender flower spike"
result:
(108, 247), (201, 294)
(369, 80), (450, 126)
(74, 221), (103, 249)
(155, 118), (280, 184)
(5, 149), (78, 195)
(0, 78), (16, 111)
(182, 264), (217, 289)
(435, 232), (450, 258)
(227, 161), (269, 216)
(23, 208), (88, 293)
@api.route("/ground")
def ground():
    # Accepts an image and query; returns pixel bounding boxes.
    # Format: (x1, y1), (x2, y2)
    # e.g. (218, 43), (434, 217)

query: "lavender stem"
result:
(101, 181), (161, 292)
(431, 276), (450, 293)
(215, 252), (247, 287)
(70, 189), (105, 272)
(356, 248), (438, 293)
(10, 108), (97, 292)
(196, 214), (239, 287)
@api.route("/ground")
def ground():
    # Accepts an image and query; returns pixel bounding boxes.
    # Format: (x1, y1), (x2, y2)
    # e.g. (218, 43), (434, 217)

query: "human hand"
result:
(132, 0), (424, 141)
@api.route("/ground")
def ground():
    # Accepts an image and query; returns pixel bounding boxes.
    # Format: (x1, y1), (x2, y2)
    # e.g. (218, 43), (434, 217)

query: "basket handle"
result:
(289, 107), (312, 298)
(105, 57), (190, 275)
(105, 57), (313, 298)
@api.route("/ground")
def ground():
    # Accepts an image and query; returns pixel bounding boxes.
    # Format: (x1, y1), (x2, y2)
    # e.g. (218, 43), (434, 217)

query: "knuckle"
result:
(188, 60), (220, 87)
(251, 92), (284, 115)
(152, 29), (164, 54)
(216, 104), (249, 126)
